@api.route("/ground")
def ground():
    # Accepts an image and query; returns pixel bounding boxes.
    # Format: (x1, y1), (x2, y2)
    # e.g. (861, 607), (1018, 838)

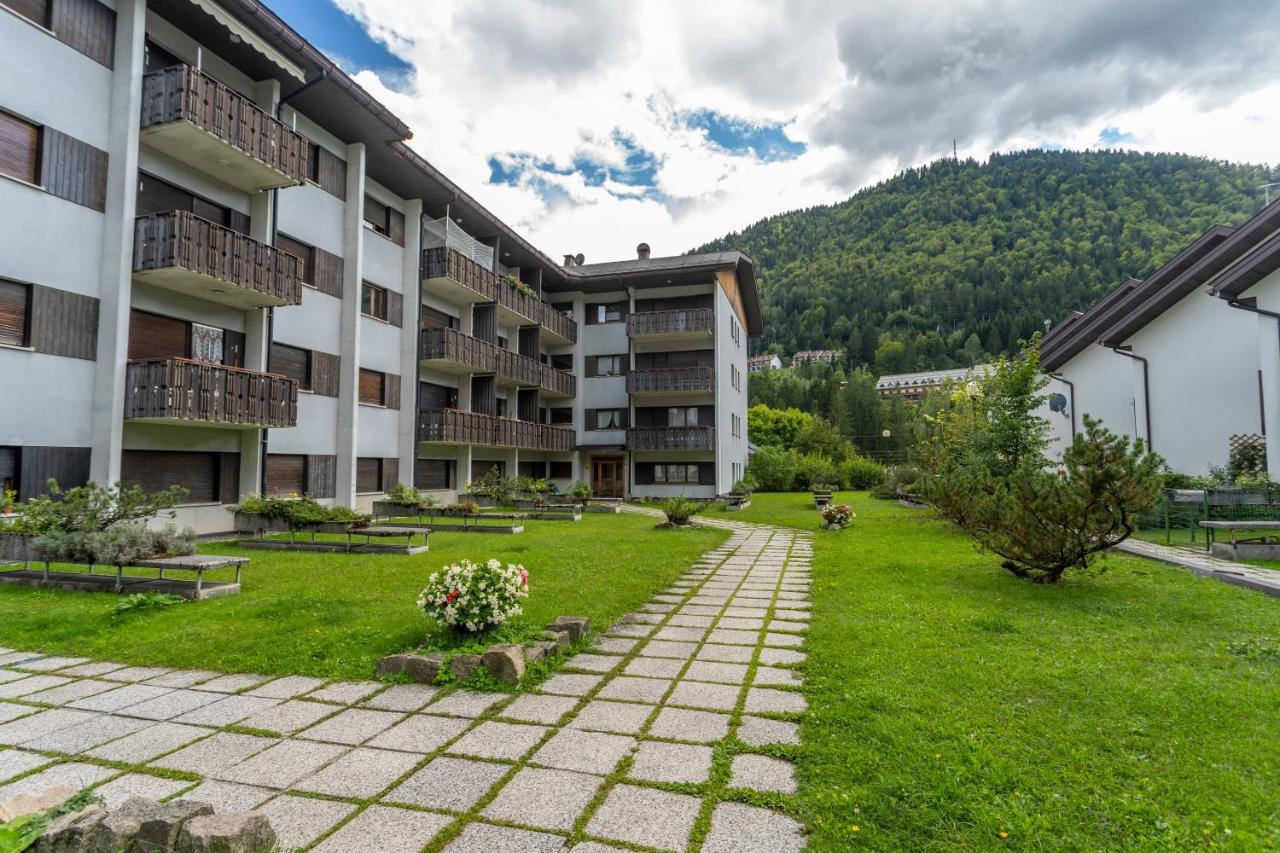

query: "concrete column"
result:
(1257, 313), (1280, 480)
(240, 130), (276, 498)
(335, 144), (367, 507)
(89, 0), (146, 485)
(398, 199), (423, 488)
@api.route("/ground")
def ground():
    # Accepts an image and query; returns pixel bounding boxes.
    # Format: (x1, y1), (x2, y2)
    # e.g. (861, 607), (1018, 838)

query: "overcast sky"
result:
(271, 0), (1280, 263)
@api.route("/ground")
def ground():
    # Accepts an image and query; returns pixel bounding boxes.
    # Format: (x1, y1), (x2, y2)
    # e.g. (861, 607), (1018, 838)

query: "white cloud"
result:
(334, 0), (1280, 262)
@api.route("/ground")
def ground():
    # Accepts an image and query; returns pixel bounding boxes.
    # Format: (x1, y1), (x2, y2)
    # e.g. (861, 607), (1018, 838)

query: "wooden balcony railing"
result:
(417, 409), (575, 451)
(627, 426), (715, 451)
(423, 247), (577, 343)
(140, 64), (310, 185)
(124, 358), (297, 428)
(419, 328), (575, 397)
(627, 366), (715, 395)
(627, 308), (715, 337)
(133, 211), (302, 306)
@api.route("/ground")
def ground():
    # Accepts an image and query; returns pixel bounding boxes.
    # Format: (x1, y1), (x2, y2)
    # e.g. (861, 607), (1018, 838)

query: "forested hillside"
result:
(695, 150), (1275, 372)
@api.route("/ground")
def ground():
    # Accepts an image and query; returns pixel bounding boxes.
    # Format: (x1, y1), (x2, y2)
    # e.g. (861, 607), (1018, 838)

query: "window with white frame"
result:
(654, 463), (700, 484)
(594, 354), (625, 376)
(595, 408), (625, 429)
(668, 406), (699, 427)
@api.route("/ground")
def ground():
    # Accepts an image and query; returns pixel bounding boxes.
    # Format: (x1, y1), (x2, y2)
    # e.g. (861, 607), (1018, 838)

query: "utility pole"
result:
(1259, 182), (1280, 207)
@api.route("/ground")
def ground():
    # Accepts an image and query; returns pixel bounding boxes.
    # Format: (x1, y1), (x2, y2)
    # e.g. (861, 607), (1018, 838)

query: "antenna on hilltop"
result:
(953, 139), (958, 161)
(1259, 182), (1280, 207)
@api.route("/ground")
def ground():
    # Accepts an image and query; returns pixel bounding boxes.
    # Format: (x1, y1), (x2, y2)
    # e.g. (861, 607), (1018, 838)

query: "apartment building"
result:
(0, 0), (761, 531)
(875, 365), (991, 400)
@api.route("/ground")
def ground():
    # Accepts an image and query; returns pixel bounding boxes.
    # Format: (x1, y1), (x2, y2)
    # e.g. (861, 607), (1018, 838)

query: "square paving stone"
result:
(637, 640), (697, 659)
(592, 637), (638, 655)
(706, 629), (760, 646)
(102, 666), (173, 683)
(449, 721), (548, 761)
(23, 679), (119, 706)
(568, 700), (653, 735)
(0, 703), (35, 724)
(483, 766), (600, 831)
(500, 694), (577, 725)
(0, 671), (28, 685)
(685, 661), (750, 684)
(678, 605), (721, 616)
(564, 654), (623, 673)
(260, 794), (355, 850)
(718, 617), (766, 631)
(530, 729), (634, 775)
(596, 676), (670, 704)
(445, 822), (564, 853)
(69, 684), (172, 713)
(757, 648), (805, 666)
(627, 741), (712, 784)
(238, 699), (335, 734)
(696, 644), (755, 664)
(144, 670), (220, 689)
(622, 657), (685, 679)
(86, 722), (210, 763)
(193, 673), (272, 694)
(298, 708), (405, 745)
(387, 756), (508, 811)
(764, 632), (805, 648)
(172, 694), (281, 728)
(0, 762), (116, 801)
(702, 801), (805, 853)
(539, 673), (604, 697)
(57, 662), (126, 678)
(16, 656), (89, 673)
(313, 805), (451, 853)
(119, 689), (225, 720)
(367, 714), (470, 753)
(737, 716), (798, 748)
(774, 609), (810, 621)
(769, 620), (808, 633)
(0, 708), (99, 745)
(666, 614), (715, 628)
(0, 749), (50, 782)
(247, 675), (327, 699)
(607, 623), (653, 638)
(586, 784), (701, 852)
(180, 780), (273, 813)
(24, 714), (151, 755)
(0, 675), (72, 699)
(217, 740), (349, 788)
(667, 681), (740, 711)
(306, 680), (382, 705)
(730, 754), (796, 793)
(426, 690), (504, 718)
(653, 626), (708, 643)
(152, 731), (277, 774)
(296, 746), (422, 798)
(647, 707), (730, 743)
(623, 612), (663, 625)
(753, 666), (803, 688)
(744, 688), (807, 715)
(91, 773), (191, 808)
(363, 683), (440, 712)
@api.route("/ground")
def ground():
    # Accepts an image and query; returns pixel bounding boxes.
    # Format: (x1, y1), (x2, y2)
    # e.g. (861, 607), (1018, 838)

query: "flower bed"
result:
(820, 502), (854, 529)
(418, 558), (529, 633)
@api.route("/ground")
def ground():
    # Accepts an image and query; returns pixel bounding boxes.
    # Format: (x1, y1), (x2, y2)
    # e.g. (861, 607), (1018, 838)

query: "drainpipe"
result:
(1225, 299), (1280, 440)
(1050, 372), (1077, 438)
(1110, 348), (1152, 451)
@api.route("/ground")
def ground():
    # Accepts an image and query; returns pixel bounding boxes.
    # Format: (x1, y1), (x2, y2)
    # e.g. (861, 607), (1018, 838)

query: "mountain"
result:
(693, 150), (1275, 372)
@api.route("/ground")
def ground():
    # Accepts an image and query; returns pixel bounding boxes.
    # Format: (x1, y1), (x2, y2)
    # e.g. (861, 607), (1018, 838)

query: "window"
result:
(121, 450), (231, 504)
(552, 302), (573, 318)
(271, 343), (311, 391)
(356, 457), (383, 494)
(0, 446), (17, 495)
(518, 461), (547, 479)
(363, 193), (390, 236)
(549, 461), (573, 479)
(594, 354), (625, 377)
(276, 234), (315, 286)
(731, 413), (741, 437)
(548, 407), (573, 425)
(415, 458), (454, 490)
(0, 279), (30, 347)
(143, 39), (180, 73)
(668, 406), (700, 427)
(655, 464), (700, 484)
(550, 353), (573, 371)
(359, 368), (386, 406)
(594, 409), (625, 430)
(587, 301), (625, 324)
(265, 454), (306, 497)
(361, 282), (388, 320)
(0, 110), (40, 186)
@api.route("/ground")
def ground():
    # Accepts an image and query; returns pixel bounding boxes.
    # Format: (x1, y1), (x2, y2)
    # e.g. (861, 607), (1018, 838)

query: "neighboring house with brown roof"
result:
(876, 365), (992, 399)
(790, 349), (842, 368)
(748, 354), (783, 372)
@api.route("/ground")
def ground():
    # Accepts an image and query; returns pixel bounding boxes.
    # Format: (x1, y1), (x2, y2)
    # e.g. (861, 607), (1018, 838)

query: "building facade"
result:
(747, 354), (782, 373)
(875, 365), (991, 400)
(790, 349), (841, 369)
(0, 0), (761, 532)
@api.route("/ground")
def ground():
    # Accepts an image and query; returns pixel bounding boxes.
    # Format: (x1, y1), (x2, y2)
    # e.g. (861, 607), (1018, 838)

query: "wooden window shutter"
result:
(356, 457), (381, 493)
(312, 146), (346, 199)
(384, 373), (401, 410)
(0, 111), (40, 186)
(584, 357), (597, 378)
(16, 445), (90, 501)
(313, 248), (343, 298)
(418, 381), (454, 410)
(415, 459), (452, 490)
(381, 457), (398, 490)
(0, 280), (30, 348)
(266, 454), (306, 497)
(388, 208), (405, 246)
(697, 405), (715, 427)
(127, 310), (188, 361)
(584, 408), (596, 430)
(29, 285), (98, 360)
(619, 409), (629, 429)
(386, 290), (403, 327)
(276, 234), (314, 285)
(420, 305), (456, 331)
(270, 343), (310, 389)
(359, 368), (385, 405)
(219, 452), (240, 504)
(50, 0), (115, 67)
(226, 209), (251, 236)
(306, 455), (336, 498)
(40, 129), (107, 211)
(310, 350), (340, 397)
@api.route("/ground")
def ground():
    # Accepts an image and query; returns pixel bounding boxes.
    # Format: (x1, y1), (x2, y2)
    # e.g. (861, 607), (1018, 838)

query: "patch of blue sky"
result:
(1097, 126), (1139, 145)
(682, 109), (805, 162)
(267, 0), (414, 91)
(487, 131), (666, 202)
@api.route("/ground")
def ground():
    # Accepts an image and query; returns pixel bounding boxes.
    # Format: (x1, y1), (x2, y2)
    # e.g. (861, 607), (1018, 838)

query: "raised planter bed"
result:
(372, 500), (435, 520)
(583, 498), (622, 514)
(0, 532), (37, 564)
(232, 512), (427, 554)
(813, 490), (833, 508)
(385, 511), (525, 534)
(458, 493), (497, 508)
(724, 494), (751, 511)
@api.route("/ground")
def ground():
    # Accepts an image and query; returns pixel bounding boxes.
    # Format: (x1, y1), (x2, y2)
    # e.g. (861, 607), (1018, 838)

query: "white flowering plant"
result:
(821, 503), (854, 528)
(417, 558), (529, 633)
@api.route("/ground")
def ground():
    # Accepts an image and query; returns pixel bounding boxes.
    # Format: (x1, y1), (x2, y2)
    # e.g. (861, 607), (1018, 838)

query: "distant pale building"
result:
(876, 365), (992, 400)
(790, 349), (842, 368)
(748, 354), (783, 373)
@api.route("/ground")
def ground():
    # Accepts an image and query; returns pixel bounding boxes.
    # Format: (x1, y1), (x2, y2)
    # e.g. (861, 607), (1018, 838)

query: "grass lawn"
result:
(704, 493), (1280, 850)
(0, 514), (726, 680)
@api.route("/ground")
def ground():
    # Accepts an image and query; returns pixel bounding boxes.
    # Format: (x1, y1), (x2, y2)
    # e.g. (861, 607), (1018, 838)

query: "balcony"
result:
(627, 426), (715, 451)
(124, 358), (297, 428)
(419, 328), (574, 398)
(417, 409), (575, 451)
(140, 64), (310, 192)
(627, 309), (714, 341)
(423, 247), (577, 344)
(627, 366), (715, 396)
(133, 211), (302, 308)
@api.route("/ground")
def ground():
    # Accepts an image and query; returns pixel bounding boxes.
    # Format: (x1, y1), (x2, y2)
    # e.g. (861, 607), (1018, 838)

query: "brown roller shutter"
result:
(313, 248), (343, 297)
(128, 310), (188, 361)
(271, 343), (310, 389)
(386, 290), (403, 327)
(359, 369), (385, 405)
(419, 381), (455, 410)
(697, 405), (715, 426)
(218, 453), (240, 503)
(356, 457), (381, 493)
(276, 234), (314, 285)
(415, 459), (452, 490)
(384, 373), (401, 410)
(0, 111), (40, 186)
(0, 280), (30, 347)
(266, 454), (306, 497)
(699, 462), (716, 486)
(121, 450), (219, 503)
(420, 305), (456, 331)
(225, 209), (251, 236)
(16, 446), (91, 500)
(2, 0), (49, 26)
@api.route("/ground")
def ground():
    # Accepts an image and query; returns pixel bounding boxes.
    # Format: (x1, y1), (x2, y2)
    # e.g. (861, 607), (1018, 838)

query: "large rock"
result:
(376, 652), (445, 683)
(523, 643), (549, 665)
(177, 811), (277, 853)
(33, 804), (106, 853)
(538, 628), (571, 653)
(481, 644), (526, 685)
(449, 653), (482, 680)
(548, 615), (590, 643)
(0, 785), (76, 822)
(131, 798), (214, 849)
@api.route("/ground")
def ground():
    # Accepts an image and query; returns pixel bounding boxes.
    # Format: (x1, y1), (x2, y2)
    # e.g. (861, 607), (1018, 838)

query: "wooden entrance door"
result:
(591, 456), (625, 498)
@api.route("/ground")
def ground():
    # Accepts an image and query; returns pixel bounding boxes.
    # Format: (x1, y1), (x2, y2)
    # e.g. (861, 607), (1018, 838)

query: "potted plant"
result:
(418, 558), (529, 634)
(658, 495), (703, 528)
(1, 488), (15, 516)
(571, 481), (592, 500)
(820, 503), (854, 529)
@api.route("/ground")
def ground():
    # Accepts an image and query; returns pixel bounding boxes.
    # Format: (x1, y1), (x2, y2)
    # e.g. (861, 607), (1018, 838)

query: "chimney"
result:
(636, 242), (651, 260)
(563, 254), (576, 267)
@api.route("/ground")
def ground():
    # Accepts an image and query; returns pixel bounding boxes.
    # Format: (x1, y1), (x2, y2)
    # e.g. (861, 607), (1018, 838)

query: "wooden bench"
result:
(813, 491), (833, 508)
(1198, 520), (1280, 553)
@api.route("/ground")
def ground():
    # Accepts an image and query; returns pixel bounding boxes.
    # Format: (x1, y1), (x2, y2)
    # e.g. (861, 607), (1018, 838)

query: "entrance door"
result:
(591, 456), (625, 498)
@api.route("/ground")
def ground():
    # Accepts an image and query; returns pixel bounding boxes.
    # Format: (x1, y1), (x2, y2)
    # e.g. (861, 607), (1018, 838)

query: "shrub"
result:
(14, 481), (188, 535)
(731, 474), (758, 496)
(841, 456), (885, 490)
(747, 446), (799, 491)
(794, 454), (841, 491)
(467, 467), (518, 504)
(660, 495), (702, 525)
(34, 523), (194, 568)
(112, 592), (184, 618)
(418, 558), (529, 633)
(821, 503), (854, 527)
(231, 495), (366, 527)
(441, 501), (479, 516)
(386, 482), (435, 508)
(571, 481), (592, 499)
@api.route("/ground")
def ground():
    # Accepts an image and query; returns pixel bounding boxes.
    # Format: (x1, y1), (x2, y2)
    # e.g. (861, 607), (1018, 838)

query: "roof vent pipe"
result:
(637, 242), (651, 260)
(563, 254), (576, 267)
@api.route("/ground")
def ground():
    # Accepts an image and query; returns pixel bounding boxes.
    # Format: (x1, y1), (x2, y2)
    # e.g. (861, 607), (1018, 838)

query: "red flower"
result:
(446, 588), (460, 603)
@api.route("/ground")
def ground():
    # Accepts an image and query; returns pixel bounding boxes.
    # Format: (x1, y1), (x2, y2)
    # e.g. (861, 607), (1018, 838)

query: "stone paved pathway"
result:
(0, 514), (811, 852)
(1117, 538), (1280, 596)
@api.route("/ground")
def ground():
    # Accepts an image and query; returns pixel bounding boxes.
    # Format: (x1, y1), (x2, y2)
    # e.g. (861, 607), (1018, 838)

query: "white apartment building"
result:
(0, 0), (761, 532)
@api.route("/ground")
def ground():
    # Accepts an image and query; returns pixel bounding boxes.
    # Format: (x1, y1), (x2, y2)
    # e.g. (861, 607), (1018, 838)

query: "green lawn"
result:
(703, 493), (1280, 850)
(0, 514), (726, 680)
